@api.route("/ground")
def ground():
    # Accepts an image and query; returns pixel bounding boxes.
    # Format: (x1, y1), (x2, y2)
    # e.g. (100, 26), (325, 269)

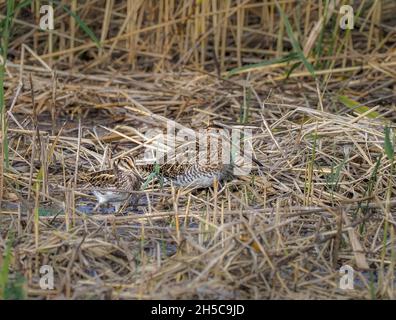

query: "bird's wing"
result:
(80, 169), (117, 188)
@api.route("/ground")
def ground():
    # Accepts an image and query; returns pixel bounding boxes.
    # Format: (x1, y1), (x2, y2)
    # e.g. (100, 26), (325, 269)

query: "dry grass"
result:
(1, 0), (396, 300)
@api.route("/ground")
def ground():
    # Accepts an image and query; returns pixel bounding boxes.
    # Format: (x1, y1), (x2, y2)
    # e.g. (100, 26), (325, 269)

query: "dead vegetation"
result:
(1, 0), (396, 299)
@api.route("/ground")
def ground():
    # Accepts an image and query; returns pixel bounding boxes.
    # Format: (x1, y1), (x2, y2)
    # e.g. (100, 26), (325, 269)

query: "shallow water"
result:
(76, 202), (146, 215)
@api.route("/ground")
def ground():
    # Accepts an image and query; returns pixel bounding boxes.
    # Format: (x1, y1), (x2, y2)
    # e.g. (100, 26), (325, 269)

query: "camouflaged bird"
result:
(137, 161), (234, 188)
(81, 126), (263, 212)
(80, 156), (142, 212)
(136, 125), (261, 188)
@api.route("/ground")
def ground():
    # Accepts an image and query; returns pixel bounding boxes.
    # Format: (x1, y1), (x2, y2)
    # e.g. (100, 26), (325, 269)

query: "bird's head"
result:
(113, 156), (137, 172)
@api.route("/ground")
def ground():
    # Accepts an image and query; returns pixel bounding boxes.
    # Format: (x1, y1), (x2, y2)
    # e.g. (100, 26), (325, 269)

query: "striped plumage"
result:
(138, 162), (233, 188)
(80, 126), (263, 211)
(136, 125), (256, 188)
(80, 156), (142, 212)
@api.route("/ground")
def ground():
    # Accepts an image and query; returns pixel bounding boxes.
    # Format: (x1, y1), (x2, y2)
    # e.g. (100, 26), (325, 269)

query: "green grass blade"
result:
(3, 273), (26, 300)
(0, 0), (16, 170)
(60, 3), (101, 48)
(285, 61), (302, 79)
(227, 52), (299, 77)
(313, 0), (330, 68)
(384, 126), (394, 162)
(0, 232), (26, 299)
(0, 233), (14, 299)
(275, 1), (316, 78)
(338, 95), (381, 119)
(327, 157), (346, 192)
(357, 154), (383, 233)
(240, 86), (251, 124)
(141, 163), (161, 189)
(15, 0), (32, 11)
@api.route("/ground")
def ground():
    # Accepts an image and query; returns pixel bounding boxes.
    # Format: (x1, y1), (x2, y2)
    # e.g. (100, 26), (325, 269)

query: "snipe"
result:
(80, 156), (142, 212)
